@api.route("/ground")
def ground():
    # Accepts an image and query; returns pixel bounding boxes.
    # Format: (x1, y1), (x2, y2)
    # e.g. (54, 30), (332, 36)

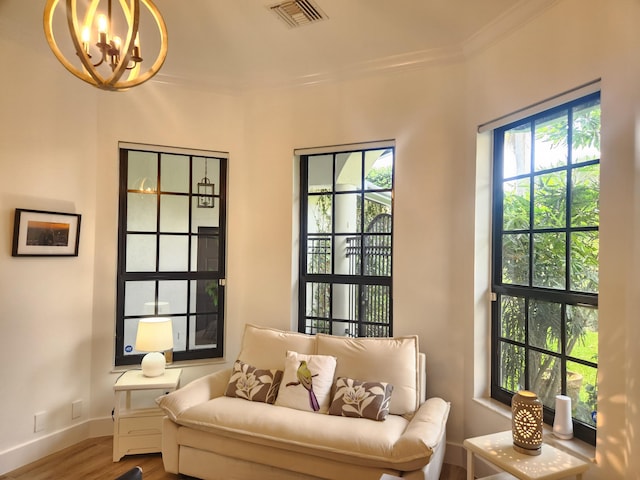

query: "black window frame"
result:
(298, 145), (394, 337)
(115, 146), (227, 367)
(491, 92), (600, 445)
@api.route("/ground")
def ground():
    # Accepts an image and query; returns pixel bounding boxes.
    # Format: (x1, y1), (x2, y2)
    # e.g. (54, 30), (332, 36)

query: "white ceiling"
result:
(151, 0), (556, 90)
(2, 0), (558, 91)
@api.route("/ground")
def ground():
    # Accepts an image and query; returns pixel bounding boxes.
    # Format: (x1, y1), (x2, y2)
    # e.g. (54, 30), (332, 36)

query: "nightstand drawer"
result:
(113, 369), (182, 461)
(119, 415), (163, 436)
(118, 433), (162, 454)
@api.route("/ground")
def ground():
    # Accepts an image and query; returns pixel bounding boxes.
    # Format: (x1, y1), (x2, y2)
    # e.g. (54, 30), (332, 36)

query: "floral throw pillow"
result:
(224, 360), (284, 404)
(328, 377), (393, 421)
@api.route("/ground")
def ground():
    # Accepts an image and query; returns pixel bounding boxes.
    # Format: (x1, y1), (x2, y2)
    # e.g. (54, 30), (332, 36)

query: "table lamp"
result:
(135, 317), (173, 377)
(511, 390), (543, 455)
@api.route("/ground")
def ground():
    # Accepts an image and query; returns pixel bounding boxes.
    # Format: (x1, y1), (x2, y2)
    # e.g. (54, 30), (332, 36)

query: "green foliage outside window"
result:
(498, 97), (599, 429)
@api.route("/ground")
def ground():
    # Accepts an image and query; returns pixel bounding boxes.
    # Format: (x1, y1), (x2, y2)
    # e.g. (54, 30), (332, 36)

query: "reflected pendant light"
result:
(198, 158), (215, 208)
(43, 0), (168, 91)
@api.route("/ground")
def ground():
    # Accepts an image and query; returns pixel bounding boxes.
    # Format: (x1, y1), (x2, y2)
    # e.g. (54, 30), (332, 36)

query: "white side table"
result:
(463, 431), (590, 480)
(113, 368), (182, 462)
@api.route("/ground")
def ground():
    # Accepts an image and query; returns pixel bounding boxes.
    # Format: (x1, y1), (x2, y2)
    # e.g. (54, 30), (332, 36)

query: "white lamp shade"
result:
(136, 318), (173, 377)
(135, 318), (174, 352)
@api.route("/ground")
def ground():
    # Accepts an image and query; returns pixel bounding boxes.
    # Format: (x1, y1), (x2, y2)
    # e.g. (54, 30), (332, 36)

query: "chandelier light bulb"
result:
(98, 14), (108, 34)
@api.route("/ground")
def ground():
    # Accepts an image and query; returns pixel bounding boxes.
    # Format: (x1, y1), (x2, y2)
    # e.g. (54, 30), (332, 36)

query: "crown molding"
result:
(463, 0), (562, 56)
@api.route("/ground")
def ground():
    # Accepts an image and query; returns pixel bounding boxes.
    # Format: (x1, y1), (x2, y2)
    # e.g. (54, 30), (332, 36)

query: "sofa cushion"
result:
(224, 360), (283, 404)
(237, 324), (316, 371)
(316, 334), (420, 415)
(328, 377), (393, 421)
(274, 351), (337, 413)
(174, 396), (432, 471)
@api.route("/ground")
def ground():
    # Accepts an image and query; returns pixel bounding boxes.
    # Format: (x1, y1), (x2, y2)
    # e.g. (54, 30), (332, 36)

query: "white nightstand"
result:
(113, 368), (182, 462)
(463, 431), (590, 480)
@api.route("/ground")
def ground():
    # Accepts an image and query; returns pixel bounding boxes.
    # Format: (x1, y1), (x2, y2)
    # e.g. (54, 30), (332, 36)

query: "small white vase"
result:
(553, 394), (573, 440)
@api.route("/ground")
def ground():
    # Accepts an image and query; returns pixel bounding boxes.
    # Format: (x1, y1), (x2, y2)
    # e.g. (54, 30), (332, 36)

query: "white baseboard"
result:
(89, 415), (115, 437)
(0, 416), (113, 475)
(444, 440), (466, 468)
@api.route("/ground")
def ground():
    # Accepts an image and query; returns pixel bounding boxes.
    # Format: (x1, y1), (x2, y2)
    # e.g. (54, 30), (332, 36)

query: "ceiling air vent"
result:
(269, 0), (327, 28)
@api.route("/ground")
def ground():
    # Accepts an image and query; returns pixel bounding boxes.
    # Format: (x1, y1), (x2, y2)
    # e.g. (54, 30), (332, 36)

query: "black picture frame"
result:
(12, 208), (81, 257)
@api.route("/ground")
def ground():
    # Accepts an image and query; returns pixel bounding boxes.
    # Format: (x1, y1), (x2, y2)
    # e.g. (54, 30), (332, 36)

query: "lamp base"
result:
(141, 351), (166, 377)
(513, 443), (542, 456)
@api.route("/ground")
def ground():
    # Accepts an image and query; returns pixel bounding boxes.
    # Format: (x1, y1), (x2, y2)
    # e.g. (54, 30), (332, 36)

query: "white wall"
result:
(88, 81), (245, 428)
(0, 3), (245, 471)
(463, 0), (640, 477)
(240, 67), (468, 446)
(1, 0), (639, 478)
(0, 2), (98, 467)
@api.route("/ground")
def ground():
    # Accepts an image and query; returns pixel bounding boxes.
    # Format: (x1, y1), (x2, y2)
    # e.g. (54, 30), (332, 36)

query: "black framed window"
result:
(491, 93), (600, 444)
(115, 145), (227, 366)
(299, 143), (394, 337)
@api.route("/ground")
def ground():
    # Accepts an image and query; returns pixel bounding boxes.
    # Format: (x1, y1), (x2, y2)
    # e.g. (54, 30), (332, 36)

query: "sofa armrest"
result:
(395, 397), (450, 462)
(156, 368), (232, 421)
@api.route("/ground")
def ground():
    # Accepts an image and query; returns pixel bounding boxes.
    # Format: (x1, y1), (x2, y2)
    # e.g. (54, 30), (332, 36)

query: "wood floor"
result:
(0, 436), (467, 480)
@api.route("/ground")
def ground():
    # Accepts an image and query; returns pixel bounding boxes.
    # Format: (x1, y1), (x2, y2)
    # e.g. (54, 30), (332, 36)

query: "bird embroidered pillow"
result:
(274, 351), (337, 413)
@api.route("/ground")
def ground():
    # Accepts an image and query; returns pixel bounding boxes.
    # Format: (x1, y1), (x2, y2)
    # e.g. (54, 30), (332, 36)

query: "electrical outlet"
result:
(72, 399), (83, 419)
(34, 411), (46, 432)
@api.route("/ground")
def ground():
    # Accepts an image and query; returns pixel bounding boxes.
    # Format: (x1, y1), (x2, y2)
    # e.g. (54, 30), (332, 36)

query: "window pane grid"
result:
(492, 93), (599, 444)
(300, 146), (394, 337)
(117, 148), (226, 365)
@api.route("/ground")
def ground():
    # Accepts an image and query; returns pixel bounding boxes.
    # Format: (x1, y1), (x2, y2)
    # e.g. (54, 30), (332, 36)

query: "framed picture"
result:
(12, 208), (81, 257)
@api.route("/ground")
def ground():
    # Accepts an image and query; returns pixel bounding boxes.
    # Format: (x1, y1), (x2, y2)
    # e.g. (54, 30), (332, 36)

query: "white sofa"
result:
(157, 324), (450, 480)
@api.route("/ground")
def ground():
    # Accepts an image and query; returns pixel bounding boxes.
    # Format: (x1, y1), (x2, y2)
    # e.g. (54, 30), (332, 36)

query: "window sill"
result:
(111, 357), (228, 374)
(472, 397), (596, 463)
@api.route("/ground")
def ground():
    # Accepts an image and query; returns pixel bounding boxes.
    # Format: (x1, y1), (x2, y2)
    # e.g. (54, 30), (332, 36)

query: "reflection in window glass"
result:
(127, 151), (157, 192)
(124, 281), (155, 317)
(117, 147), (227, 366)
(160, 195), (189, 233)
(127, 193), (157, 232)
(159, 235), (189, 272)
(126, 234), (156, 272)
(161, 154), (189, 193)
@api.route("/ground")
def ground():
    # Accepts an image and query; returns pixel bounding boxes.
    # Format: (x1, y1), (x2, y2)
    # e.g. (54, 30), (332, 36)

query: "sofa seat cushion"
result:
(173, 396), (432, 471)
